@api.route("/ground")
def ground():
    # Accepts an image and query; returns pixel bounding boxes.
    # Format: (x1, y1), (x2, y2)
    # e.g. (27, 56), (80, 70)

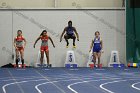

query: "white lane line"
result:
(35, 69), (68, 93)
(2, 76), (83, 93)
(6, 68), (25, 93)
(1, 77), (44, 82)
(35, 78), (92, 93)
(2, 79), (48, 93)
(1, 77), (70, 81)
(67, 80), (100, 93)
(62, 68), (122, 93)
(1, 76), (69, 82)
(0, 77), (35, 80)
(129, 79), (140, 81)
(67, 78), (121, 93)
(0, 76), (46, 81)
(132, 82), (140, 91)
(99, 80), (127, 93)
(0, 77), (15, 80)
(2, 76), (88, 93)
(1, 75), (106, 82)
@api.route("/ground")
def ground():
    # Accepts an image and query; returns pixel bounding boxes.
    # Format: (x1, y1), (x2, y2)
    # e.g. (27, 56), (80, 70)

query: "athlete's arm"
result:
(33, 36), (41, 48)
(89, 39), (94, 52)
(100, 39), (103, 49)
(23, 37), (27, 48)
(49, 36), (55, 48)
(100, 39), (104, 53)
(73, 27), (79, 41)
(60, 27), (66, 42)
(14, 38), (17, 49)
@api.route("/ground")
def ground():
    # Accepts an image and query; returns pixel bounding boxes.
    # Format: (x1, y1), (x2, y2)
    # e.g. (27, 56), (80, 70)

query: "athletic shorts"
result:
(40, 46), (49, 52)
(93, 47), (101, 53)
(65, 34), (75, 39)
(16, 47), (24, 51)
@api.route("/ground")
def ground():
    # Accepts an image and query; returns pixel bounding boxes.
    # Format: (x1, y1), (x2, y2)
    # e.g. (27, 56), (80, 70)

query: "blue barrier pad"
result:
(120, 64), (125, 67)
(72, 64), (78, 68)
(65, 64), (78, 68)
(113, 64), (119, 68)
(65, 64), (71, 68)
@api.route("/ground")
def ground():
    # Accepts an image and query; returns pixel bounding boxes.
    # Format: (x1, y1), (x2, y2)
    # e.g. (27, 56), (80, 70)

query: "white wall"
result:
(0, 0), (55, 8)
(0, 0), (123, 8)
(0, 11), (13, 66)
(58, 0), (123, 7)
(0, 9), (125, 67)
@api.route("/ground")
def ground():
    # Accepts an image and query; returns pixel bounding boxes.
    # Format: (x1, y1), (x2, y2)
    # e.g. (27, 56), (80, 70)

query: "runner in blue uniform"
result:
(60, 21), (79, 48)
(89, 31), (103, 67)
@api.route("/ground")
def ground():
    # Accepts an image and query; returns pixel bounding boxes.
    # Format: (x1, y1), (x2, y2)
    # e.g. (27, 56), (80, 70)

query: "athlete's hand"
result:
(15, 47), (18, 50)
(33, 45), (35, 48)
(101, 50), (104, 53)
(77, 38), (79, 41)
(60, 38), (62, 42)
(53, 45), (55, 48)
(89, 49), (91, 52)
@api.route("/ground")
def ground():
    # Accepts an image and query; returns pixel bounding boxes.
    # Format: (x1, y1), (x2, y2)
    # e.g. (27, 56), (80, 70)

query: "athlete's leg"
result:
(93, 52), (97, 66)
(40, 50), (44, 65)
(64, 34), (69, 47)
(15, 49), (19, 67)
(71, 34), (76, 46)
(45, 50), (49, 66)
(19, 48), (24, 68)
(97, 52), (101, 66)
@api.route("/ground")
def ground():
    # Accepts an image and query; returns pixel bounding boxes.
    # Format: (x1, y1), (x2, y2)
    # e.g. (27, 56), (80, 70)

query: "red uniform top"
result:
(15, 36), (25, 47)
(40, 35), (49, 46)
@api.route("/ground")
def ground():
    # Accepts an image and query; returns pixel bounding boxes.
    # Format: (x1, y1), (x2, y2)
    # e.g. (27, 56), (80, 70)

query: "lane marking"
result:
(2, 79), (47, 93)
(34, 69), (67, 93)
(35, 78), (92, 93)
(132, 82), (140, 91)
(67, 78), (121, 93)
(99, 80), (127, 93)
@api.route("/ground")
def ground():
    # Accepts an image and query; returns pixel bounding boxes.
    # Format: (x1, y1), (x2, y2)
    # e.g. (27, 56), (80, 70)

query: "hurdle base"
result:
(36, 63), (52, 68)
(65, 63), (78, 68)
(89, 64), (102, 69)
(109, 64), (125, 68)
(13, 64), (26, 68)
